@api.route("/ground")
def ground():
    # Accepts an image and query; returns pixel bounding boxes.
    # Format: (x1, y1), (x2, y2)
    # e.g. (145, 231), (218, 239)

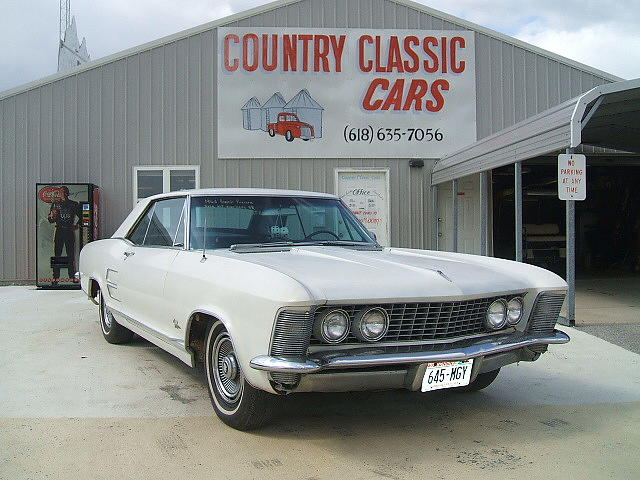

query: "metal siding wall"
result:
(26, 91), (41, 276)
(3, 98), (17, 279)
(0, 0), (615, 280)
(15, 95), (28, 278)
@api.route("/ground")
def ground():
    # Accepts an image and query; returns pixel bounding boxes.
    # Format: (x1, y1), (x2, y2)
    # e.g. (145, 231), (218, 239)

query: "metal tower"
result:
(59, 0), (70, 43)
(57, 0), (90, 72)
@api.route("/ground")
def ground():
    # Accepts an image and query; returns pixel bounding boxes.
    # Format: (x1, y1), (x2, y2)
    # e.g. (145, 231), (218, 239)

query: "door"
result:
(116, 196), (187, 339)
(437, 181), (453, 251)
(458, 174), (481, 254)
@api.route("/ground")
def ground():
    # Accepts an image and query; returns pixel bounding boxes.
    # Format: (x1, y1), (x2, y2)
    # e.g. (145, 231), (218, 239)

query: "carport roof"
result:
(432, 78), (640, 185)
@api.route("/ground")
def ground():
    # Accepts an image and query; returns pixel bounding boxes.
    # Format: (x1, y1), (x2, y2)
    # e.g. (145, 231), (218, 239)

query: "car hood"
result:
(223, 246), (567, 302)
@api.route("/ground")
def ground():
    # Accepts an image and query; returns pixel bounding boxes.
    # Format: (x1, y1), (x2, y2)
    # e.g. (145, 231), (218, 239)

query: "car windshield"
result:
(189, 195), (377, 250)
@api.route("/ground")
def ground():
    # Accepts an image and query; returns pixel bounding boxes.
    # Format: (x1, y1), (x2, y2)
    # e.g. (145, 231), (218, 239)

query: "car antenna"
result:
(200, 217), (207, 263)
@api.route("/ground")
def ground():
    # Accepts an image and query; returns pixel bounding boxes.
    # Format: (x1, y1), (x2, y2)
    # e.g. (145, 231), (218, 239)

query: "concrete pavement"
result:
(570, 276), (640, 325)
(1, 286), (639, 479)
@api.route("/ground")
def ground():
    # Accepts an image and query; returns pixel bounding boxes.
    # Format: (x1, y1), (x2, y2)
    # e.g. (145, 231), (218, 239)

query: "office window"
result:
(133, 166), (199, 205)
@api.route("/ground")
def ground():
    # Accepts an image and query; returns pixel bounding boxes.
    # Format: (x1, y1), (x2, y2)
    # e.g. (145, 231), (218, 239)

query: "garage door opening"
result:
(492, 158), (640, 278)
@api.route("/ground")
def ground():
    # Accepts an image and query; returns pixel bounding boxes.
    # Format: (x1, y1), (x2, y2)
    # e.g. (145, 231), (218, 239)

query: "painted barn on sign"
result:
(284, 89), (324, 138)
(241, 97), (262, 130)
(260, 92), (287, 132)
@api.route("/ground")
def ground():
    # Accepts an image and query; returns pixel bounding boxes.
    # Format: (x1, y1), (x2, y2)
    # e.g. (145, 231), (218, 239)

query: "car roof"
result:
(146, 188), (338, 201)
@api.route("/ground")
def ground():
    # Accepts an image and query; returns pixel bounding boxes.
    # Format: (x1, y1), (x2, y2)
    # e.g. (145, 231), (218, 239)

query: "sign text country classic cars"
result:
(218, 28), (476, 158)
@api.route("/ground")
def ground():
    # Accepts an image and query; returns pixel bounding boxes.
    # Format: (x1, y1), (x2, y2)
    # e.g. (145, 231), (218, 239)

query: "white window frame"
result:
(133, 165), (200, 206)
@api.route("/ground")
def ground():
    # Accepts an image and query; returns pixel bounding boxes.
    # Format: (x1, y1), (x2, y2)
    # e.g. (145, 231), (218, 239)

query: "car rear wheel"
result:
(268, 128), (275, 137)
(204, 322), (275, 430)
(453, 368), (500, 392)
(98, 289), (134, 344)
(285, 130), (294, 142)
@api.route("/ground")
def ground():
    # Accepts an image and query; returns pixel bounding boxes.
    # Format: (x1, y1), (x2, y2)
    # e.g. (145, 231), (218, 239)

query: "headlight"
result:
(352, 307), (389, 342)
(486, 299), (507, 330)
(314, 309), (350, 344)
(507, 297), (524, 325)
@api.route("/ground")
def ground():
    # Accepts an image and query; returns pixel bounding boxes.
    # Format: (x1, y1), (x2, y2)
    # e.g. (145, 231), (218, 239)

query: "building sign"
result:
(218, 27), (476, 158)
(558, 154), (587, 201)
(335, 169), (390, 246)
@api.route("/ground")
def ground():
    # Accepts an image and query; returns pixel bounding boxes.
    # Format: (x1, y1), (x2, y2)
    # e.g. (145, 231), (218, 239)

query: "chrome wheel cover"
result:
(212, 333), (243, 404)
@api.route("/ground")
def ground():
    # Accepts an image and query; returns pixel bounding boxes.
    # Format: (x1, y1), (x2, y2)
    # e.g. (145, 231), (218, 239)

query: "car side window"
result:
(128, 206), (154, 245)
(127, 197), (186, 247)
(143, 197), (187, 247)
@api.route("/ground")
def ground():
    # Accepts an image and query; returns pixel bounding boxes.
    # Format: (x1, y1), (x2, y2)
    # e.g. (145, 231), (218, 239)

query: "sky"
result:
(1, 0), (639, 93)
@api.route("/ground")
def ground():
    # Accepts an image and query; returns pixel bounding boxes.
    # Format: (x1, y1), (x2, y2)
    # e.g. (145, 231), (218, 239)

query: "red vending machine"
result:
(36, 183), (100, 289)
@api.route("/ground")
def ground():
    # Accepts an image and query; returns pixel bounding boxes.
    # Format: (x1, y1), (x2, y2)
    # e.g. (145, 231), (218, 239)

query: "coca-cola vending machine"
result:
(36, 183), (100, 289)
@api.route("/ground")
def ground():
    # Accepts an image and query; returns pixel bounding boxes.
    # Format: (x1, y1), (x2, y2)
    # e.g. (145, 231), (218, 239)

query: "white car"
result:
(79, 188), (569, 430)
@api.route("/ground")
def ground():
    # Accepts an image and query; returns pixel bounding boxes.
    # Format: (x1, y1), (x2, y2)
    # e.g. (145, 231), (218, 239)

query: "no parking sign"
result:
(558, 154), (587, 201)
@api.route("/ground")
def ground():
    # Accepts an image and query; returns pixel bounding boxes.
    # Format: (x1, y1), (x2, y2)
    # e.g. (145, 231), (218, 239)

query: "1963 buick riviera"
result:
(79, 188), (569, 430)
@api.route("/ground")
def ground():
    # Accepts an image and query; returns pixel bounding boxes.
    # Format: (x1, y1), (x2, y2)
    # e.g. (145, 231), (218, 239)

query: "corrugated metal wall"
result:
(0, 0), (612, 281)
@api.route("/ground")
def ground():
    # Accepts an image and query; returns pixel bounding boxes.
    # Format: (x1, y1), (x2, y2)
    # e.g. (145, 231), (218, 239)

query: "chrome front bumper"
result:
(250, 330), (570, 374)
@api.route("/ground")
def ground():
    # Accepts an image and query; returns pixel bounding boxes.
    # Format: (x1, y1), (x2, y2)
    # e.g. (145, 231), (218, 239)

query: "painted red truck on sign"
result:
(267, 112), (315, 142)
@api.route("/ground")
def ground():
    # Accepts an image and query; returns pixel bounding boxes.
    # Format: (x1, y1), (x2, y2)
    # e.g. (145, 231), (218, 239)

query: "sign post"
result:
(558, 152), (586, 327)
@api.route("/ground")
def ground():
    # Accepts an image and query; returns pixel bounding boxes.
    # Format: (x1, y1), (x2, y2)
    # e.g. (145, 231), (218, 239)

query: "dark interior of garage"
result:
(492, 158), (640, 278)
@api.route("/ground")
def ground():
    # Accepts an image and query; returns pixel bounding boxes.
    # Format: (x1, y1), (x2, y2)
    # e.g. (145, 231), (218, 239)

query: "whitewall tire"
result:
(204, 321), (275, 430)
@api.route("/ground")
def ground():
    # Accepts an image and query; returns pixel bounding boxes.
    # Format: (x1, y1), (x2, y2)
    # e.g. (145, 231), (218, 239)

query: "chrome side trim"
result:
(250, 330), (570, 374)
(109, 306), (194, 366)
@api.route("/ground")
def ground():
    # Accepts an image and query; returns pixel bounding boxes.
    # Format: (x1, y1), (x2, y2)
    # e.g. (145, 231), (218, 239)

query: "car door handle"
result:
(124, 251), (135, 258)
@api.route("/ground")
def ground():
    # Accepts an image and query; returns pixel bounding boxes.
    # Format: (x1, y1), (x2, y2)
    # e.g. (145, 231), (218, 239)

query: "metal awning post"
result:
(565, 148), (576, 326)
(480, 171), (489, 256)
(515, 162), (523, 262)
(452, 179), (459, 252)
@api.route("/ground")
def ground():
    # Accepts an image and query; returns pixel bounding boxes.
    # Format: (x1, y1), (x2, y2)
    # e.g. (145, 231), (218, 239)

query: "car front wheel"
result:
(285, 130), (294, 142)
(204, 322), (275, 430)
(98, 289), (134, 344)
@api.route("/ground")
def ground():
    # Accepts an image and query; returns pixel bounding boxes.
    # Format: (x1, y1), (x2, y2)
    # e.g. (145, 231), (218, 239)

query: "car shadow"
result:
(125, 335), (639, 447)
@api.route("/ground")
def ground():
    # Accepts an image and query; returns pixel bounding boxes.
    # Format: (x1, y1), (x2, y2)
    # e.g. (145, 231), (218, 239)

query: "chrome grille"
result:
(311, 295), (522, 345)
(269, 309), (314, 385)
(528, 292), (565, 334)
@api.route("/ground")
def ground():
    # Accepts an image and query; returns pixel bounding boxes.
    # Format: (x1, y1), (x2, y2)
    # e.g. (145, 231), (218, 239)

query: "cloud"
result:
(517, 23), (640, 79)
(1, 0), (639, 93)
(422, 0), (640, 79)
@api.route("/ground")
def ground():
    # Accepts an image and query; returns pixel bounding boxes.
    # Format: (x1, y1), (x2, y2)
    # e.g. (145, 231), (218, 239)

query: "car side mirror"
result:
(368, 231), (377, 241)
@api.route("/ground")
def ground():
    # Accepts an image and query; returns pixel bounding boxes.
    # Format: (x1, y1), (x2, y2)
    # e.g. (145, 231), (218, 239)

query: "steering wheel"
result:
(303, 230), (340, 241)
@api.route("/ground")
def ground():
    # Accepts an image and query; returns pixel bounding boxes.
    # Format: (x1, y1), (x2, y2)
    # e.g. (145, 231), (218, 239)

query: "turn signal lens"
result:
(486, 299), (507, 330)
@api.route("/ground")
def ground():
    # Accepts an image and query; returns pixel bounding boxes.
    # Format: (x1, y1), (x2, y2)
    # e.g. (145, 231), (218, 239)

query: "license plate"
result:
(421, 359), (474, 392)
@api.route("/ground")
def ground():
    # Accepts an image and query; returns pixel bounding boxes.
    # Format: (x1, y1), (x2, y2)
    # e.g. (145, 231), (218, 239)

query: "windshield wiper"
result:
(229, 240), (382, 251)
(306, 240), (382, 249)
(229, 242), (296, 251)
